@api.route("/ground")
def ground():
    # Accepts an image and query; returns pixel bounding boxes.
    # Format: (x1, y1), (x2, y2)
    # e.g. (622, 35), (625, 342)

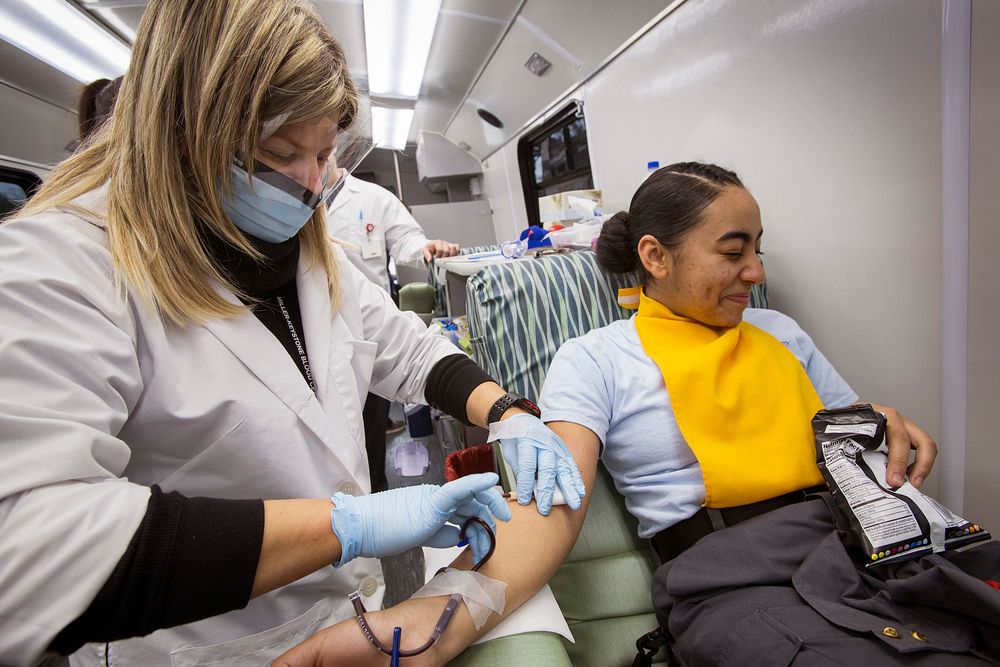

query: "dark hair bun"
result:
(95, 77), (122, 121)
(596, 211), (637, 274)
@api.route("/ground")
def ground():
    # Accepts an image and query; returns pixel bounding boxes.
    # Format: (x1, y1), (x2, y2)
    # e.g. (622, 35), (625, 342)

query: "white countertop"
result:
(433, 251), (513, 278)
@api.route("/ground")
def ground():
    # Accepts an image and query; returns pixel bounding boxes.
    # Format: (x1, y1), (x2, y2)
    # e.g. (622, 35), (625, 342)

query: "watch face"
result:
(516, 396), (540, 417)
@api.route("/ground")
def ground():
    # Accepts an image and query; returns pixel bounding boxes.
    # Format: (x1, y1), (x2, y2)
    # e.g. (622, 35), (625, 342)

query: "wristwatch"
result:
(487, 392), (541, 424)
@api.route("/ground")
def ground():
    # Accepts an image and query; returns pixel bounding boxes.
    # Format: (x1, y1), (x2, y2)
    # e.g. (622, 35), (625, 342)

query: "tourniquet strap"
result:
(650, 485), (825, 563)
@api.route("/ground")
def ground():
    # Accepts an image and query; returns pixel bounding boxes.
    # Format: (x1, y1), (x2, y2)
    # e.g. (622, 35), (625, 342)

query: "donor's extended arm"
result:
(272, 420), (601, 667)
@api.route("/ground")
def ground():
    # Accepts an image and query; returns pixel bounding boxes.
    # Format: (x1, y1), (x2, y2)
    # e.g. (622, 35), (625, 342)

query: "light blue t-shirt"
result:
(538, 308), (858, 538)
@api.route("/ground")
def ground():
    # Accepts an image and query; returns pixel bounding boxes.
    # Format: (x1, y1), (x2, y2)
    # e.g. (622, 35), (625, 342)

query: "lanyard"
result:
(275, 295), (315, 391)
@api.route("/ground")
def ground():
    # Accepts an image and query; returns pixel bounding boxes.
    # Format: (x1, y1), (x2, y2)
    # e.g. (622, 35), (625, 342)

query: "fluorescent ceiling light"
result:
(364, 0), (442, 98)
(0, 0), (130, 83)
(372, 107), (415, 151)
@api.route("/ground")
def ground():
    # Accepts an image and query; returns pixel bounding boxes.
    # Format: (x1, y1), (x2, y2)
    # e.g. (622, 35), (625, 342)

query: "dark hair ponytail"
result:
(77, 78), (112, 140)
(594, 211), (636, 274)
(76, 77), (122, 142)
(595, 161), (744, 276)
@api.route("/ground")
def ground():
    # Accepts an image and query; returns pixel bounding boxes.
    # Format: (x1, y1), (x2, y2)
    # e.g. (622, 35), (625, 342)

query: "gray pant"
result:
(653, 498), (1000, 665)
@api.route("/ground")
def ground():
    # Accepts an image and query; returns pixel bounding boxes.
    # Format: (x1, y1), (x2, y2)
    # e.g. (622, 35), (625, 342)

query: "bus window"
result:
(0, 167), (42, 221)
(517, 102), (594, 227)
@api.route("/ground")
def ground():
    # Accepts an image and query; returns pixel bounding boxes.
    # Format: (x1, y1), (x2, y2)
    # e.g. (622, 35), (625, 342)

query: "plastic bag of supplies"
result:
(812, 404), (990, 568)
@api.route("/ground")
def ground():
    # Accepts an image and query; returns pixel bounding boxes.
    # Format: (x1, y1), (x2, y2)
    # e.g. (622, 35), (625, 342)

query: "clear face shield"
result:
(251, 116), (375, 207)
(222, 115), (375, 244)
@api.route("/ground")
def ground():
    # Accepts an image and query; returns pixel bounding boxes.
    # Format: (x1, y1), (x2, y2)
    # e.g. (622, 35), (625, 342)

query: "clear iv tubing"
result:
(349, 516), (496, 657)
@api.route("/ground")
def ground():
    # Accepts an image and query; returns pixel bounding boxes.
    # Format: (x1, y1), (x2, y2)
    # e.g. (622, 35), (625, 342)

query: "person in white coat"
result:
(0, 1), (585, 665)
(327, 174), (458, 294)
(327, 175), (459, 491)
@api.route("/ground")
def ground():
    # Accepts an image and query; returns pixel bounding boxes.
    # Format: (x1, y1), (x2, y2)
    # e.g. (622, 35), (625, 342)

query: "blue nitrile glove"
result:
(330, 472), (511, 568)
(489, 413), (586, 516)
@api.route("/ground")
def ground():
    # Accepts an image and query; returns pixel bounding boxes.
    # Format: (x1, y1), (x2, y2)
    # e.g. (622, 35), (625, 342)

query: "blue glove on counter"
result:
(330, 472), (511, 568)
(490, 413), (586, 516)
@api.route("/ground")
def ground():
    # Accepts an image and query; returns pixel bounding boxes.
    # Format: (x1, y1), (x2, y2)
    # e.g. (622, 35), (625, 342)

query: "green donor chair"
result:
(456, 250), (766, 667)
(398, 282), (437, 325)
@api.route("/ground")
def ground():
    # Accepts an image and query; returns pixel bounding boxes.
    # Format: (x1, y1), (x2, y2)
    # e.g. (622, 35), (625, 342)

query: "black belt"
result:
(650, 485), (826, 563)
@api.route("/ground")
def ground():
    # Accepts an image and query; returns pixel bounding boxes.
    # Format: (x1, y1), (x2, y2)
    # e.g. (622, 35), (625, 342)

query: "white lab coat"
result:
(326, 175), (429, 292)
(0, 188), (457, 666)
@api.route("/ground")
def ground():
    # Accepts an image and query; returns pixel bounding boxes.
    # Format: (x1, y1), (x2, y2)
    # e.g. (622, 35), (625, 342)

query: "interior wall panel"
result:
(965, 0), (1000, 529)
(481, 141), (527, 243)
(0, 84), (75, 166)
(480, 0), (948, 494)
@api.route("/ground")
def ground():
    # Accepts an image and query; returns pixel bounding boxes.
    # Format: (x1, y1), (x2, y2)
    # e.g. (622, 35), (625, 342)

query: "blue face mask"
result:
(221, 161), (344, 243)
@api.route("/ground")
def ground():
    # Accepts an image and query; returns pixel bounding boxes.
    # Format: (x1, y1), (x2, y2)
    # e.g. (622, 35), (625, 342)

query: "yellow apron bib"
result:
(622, 288), (824, 508)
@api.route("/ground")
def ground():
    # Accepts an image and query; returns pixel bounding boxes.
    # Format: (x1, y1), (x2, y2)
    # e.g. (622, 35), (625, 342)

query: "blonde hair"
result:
(19, 0), (358, 324)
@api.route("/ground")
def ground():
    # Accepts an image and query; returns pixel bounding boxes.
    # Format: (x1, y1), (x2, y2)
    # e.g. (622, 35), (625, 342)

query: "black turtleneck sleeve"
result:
(49, 487), (264, 654)
(425, 354), (496, 425)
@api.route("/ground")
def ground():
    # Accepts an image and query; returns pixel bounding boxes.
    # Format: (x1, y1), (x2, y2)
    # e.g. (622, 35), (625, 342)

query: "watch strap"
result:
(487, 392), (540, 424)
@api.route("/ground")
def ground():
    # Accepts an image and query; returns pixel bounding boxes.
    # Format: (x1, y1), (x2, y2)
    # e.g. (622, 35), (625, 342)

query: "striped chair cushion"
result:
(467, 250), (767, 402)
